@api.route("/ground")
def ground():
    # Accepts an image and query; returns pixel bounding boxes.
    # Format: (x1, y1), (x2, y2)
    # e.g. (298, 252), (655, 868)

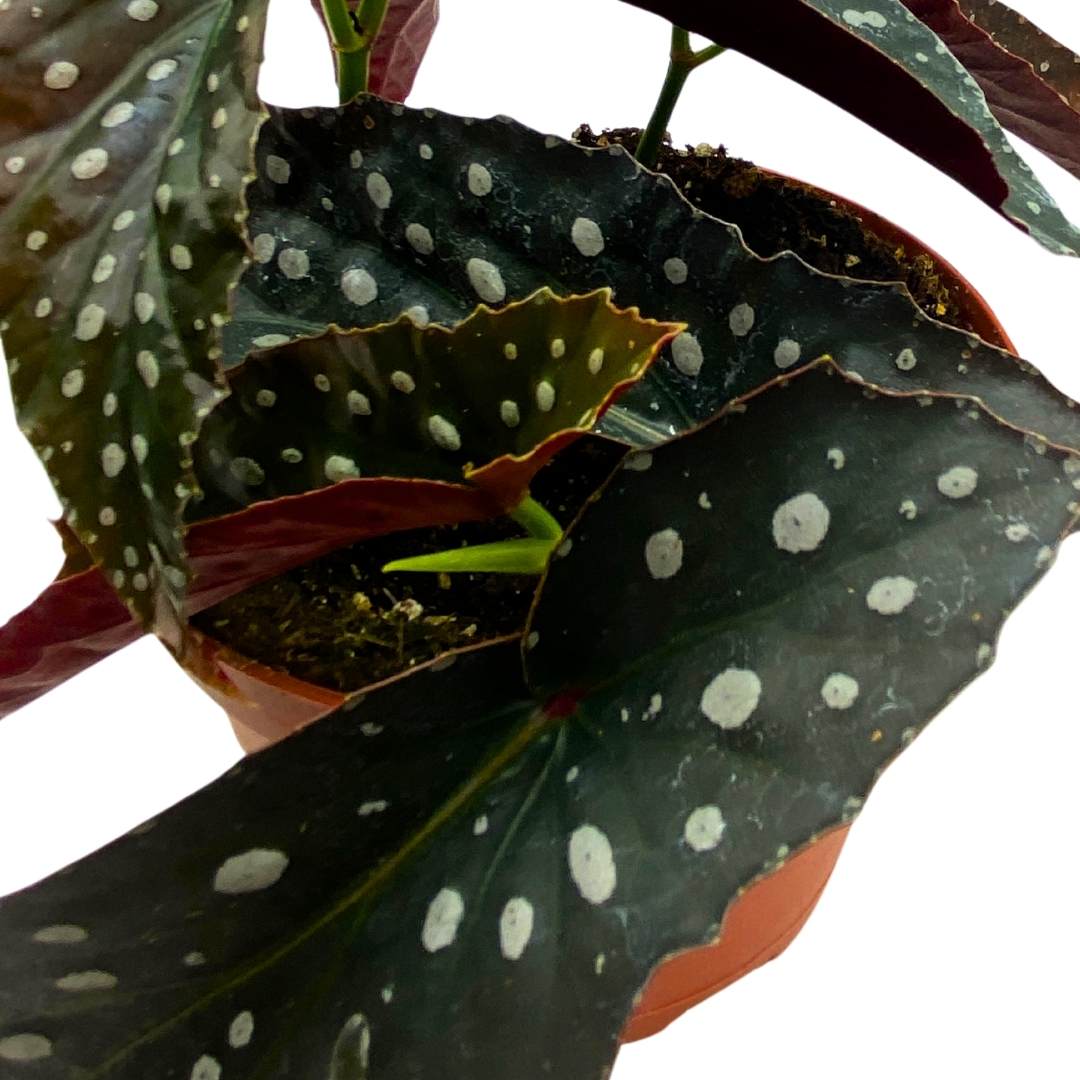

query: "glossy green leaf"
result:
(192, 287), (679, 518)
(2, 364), (1076, 1078)
(0, 0), (269, 635)
(226, 98), (1080, 454)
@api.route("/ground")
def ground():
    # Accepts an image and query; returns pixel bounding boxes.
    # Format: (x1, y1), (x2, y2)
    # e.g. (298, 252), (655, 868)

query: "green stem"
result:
(320, 0), (390, 104)
(510, 495), (563, 541)
(635, 26), (726, 171)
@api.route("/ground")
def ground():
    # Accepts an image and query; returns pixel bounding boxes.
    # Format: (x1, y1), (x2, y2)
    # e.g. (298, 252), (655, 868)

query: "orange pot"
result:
(186, 183), (1016, 1043)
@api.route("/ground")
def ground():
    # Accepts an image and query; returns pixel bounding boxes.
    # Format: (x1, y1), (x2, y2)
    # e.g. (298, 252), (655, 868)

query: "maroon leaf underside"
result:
(368, 0), (440, 102)
(958, 0), (1080, 110)
(0, 478), (499, 720)
(904, 0), (1080, 182)
(620, 0), (1008, 207)
(308, 0), (439, 101)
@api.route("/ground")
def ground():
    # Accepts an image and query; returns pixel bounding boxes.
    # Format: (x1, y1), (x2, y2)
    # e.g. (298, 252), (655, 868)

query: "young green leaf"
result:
(613, 0), (1080, 254)
(1, 364), (1075, 1079)
(194, 287), (679, 517)
(903, 0), (1080, 183)
(228, 99), (1080, 456)
(0, 0), (269, 637)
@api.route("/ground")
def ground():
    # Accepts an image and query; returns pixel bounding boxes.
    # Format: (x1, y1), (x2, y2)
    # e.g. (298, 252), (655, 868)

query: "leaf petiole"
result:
(320, 0), (390, 103)
(635, 25), (727, 170)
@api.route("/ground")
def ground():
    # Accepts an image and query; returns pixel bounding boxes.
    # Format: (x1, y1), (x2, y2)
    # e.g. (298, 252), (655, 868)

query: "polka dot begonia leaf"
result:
(905, 0), (1080, 184)
(613, 0), (1080, 254)
(228, 99), (1080, 458)
(1, 363), (1076, 1078)
(0, 0), (270, 636)
(189, 287), (680, 519)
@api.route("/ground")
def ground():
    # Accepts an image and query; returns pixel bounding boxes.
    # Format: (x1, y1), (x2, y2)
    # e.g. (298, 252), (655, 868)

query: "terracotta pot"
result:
(186, 182), (1016, 1042)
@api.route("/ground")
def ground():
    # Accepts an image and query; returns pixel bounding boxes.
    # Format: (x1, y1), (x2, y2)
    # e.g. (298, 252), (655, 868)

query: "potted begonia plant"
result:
(1, 0), (1079, 1075)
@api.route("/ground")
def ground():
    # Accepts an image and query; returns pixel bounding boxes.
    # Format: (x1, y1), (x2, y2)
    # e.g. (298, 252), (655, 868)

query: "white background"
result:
(2, 2), (1079, 1077)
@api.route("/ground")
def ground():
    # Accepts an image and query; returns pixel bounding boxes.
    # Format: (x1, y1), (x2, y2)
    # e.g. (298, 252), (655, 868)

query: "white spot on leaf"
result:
(422, 887), (465, 952)
(277, 248), (309, 280)
(348, 390), (372, 415)
(146, 58), (178, 82)
(772, 492), (830, 553)
(101, 101), (136, 128)
(500, 399), (520, 427)
(684, 806), (726, 852)
(937, 465), (978, 499)
(265, 154), (291, 184)
(190, 1055), (221, 1080)
(60, 369), (85, 398)
(729, 302), (755, 337)
(663, 257), (688, 284)
(136, 350), (160, 388)
(535, 380), (555, 412)
(33, 924), (88, 944)
(44, 60), (79, 89)
(71, 148), (108, 180)
(228, 1010), (254, 1048)
(671, 331), (704, 377)
(0, 1035), (52, 1062)
(428, 415), (462, 451)
(866, 575), (917, 615)
(499, 897), (535, 960)
(405, 222), (434, 255)
(701, 668), (761, 729)
(467, 162), (493, 196)
(101, 442), (126, 478)
(56, 970), (117, 992)
(773, 338), (801, 369)
(568, 824), (616, 905)
(212, 848), (289, 894)
(366, 172), (393, 209)
(390, 370), (415, 394)
(466, 257), (506, 303)
(571, 217), (605, 257)
(325, 455), (360, 482)
(341, 267), (378, 305)
(821, 673), (859, 710)
(644, 527), (683, 579)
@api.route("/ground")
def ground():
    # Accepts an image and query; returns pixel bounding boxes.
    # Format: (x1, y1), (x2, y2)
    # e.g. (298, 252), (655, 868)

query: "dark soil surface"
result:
(191, 437), (624, 692)
(573, 125), (966, 330)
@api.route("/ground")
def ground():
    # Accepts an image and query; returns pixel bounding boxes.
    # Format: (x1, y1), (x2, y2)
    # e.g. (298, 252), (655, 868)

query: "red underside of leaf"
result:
(0, 478), (499, 719)
(368, 0), (440, 102)
(619, 0), (1008, 208)
(308, 0), (439, 101)
(903, 0), (1080, 182)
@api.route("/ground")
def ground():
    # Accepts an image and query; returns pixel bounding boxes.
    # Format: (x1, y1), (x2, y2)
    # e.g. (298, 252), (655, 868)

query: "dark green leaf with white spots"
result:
(2, 365), (1077, 1078)
(0, 0), (269, 634)
(192, 287), (678, 518)
(226, 98), (1080, 455)
(618, 0), (1080, 254)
